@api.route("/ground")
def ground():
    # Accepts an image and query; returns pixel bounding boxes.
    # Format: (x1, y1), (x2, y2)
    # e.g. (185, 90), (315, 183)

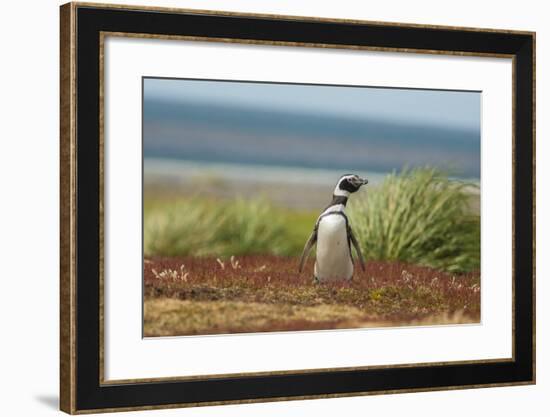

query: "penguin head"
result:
(333, 174), (368, 197)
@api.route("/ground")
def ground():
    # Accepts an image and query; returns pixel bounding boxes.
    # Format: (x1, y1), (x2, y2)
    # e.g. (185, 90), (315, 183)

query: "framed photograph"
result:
(60, 2), (535, 414)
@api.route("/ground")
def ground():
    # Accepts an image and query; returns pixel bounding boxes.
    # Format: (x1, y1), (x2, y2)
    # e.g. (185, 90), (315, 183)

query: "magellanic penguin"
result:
(299, 174), (368, 282)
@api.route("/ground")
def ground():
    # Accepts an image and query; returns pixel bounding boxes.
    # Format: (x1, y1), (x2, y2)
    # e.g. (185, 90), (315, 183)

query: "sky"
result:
(143, 77), (481, 178)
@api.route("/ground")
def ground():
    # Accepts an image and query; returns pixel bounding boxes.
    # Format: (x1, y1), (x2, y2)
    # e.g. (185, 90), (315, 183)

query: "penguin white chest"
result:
(314, 214), (353, 281)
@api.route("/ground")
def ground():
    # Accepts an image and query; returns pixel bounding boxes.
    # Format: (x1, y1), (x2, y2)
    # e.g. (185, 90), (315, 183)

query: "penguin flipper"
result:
(299, 229), (317, 273)
(348, 226), (366, 272)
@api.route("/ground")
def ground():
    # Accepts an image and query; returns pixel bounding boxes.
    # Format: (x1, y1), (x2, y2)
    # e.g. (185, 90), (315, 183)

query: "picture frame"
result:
(60, 2), (535, 414)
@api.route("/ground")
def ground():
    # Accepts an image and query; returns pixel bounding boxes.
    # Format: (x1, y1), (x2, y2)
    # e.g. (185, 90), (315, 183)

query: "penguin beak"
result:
(351, 177), (368, 188)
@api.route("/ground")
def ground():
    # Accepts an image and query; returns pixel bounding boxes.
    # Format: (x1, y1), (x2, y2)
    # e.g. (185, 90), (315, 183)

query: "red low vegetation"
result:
(144, 255), (480, 327)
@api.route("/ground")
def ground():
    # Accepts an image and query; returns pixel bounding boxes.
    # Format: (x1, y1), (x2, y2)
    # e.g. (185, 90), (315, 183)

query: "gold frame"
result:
(60, 3), (77, 413)
(60, 2), (536, 414)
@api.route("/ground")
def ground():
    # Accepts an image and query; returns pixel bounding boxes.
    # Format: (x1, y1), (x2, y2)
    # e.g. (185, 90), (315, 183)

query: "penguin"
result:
(299, 174), (368, 282)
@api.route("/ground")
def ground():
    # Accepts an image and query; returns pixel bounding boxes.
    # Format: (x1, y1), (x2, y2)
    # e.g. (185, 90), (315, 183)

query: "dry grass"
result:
(144, 255), (480, 336)
(144, 299), (477, 336)
(144, 299), (369, 336)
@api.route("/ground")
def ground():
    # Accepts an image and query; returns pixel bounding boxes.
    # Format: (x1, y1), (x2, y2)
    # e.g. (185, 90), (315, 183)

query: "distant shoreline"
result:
(144, 158), (479, 211)
(144, 158), (479, 187)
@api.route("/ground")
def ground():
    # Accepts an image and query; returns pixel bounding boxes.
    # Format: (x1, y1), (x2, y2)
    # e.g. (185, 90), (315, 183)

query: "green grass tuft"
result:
(144, 197), (301, 257)
(348, 167), (480, 273)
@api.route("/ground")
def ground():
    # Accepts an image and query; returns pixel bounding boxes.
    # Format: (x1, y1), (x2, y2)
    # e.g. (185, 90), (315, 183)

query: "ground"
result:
(143, 255), (480, 337)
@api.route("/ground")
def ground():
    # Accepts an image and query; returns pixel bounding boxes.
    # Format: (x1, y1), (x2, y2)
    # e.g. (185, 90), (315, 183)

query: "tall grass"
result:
(144, 197), (295, 257)
(348, 167), (480, 273)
